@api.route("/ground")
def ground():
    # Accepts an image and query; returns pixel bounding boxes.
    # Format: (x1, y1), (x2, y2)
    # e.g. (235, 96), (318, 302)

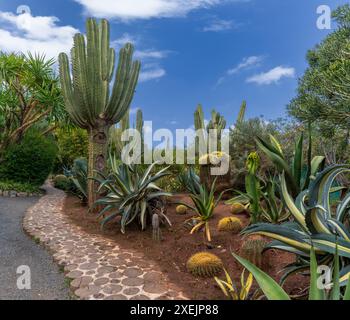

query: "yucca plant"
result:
(180, 179), (226, 242)
(232, 246), (350, 300)
(59, 18), (141, 208)
(243, 165), (350, 284)
(93, 158), (172, 233)
(256, 125), (325, 198)
(215, 268), (253, 300)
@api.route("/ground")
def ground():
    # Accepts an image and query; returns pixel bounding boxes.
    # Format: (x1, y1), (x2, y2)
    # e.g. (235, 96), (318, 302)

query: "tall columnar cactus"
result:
(59, 18), (141, 208)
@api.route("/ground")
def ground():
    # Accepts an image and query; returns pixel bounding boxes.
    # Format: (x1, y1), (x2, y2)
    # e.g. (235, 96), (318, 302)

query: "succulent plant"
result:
(176, 205), (188, 215)
(187, 252), (223, 278)
(59, 18), (141, 208)
(218, 217), (243, 233)
(230, 202), (246, 215)
(239, 237), (266, 268)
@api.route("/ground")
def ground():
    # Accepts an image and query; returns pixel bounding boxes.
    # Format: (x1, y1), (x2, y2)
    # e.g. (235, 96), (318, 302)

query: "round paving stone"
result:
(64, 264), (78, 272)
(79, 262), (99, 270)
(66, 270), (84, 279)
(103, 284), (123, 295)
(93, 293), (105, 299)
(130, 295), (150, 300)
(108, 271), (123, 279)
(75, 288), (93, 299)
(97, 266), (115, 274)
(71, 276), (93, 288)
(123, 288), (140, 295)
(123, 268), (143, 278)
(94, 277), (109, 286)
(122, 277), (144, 287)
(105, 294), (127, 300)
(143, 283), (168, 294)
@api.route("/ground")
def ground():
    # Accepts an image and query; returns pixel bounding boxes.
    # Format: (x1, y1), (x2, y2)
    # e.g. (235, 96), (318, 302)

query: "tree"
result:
(288, 4), (350, 129)
(0, 52), (64, 160)
(59, 18), (141, 208)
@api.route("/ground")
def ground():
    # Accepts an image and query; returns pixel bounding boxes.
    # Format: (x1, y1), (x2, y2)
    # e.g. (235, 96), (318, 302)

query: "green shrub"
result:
(53, 175), (72, 191)
(0, 131), (57, 186)
(0, 180), (41, 193)
(53, 128), (88, 173)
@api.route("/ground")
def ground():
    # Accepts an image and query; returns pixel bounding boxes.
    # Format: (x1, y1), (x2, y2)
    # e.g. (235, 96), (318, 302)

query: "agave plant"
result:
(256, 126), (325, 198)
(243, 165), (350, 285)
(93, 159), (172, 233)
(177, 167), (201, 195)
(180, 179), (226, 242)
(215, 268), (253, 300)
(232, 246), (350, 300)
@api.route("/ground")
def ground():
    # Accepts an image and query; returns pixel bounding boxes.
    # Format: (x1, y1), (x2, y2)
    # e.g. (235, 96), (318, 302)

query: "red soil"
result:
(62, 193), (309, 300)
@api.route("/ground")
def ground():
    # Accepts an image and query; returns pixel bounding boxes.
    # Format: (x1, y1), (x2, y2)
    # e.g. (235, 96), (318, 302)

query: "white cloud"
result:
(134, 49), (170, 60)
(215, 55), (264, 86)
(228, 56), (264, 75)
(74, 0), (230, 20)
(246, 66), (295, 85)
(0, 11), (78, 59)
(112, 33), (137, 47)
(203, 18), (234, 32)
(139, 67), (166, 82)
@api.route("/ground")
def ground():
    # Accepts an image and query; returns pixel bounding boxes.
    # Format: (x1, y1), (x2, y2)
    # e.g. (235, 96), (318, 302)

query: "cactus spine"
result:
(187, 252), (223, 277)
(59, 18), (141, 208)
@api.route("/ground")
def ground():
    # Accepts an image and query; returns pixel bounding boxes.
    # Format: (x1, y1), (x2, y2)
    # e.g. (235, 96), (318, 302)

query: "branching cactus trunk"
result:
(59, 18), (140, 209)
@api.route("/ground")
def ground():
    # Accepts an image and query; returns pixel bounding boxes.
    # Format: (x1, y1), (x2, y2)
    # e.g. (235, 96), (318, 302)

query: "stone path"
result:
(23, 185), (188, 300)
(0, 195), (69, 300)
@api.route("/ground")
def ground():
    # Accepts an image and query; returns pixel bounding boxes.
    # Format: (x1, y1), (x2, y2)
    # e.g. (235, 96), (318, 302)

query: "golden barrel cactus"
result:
(187, 252), (223, 277)
(176, 205), (188, 215)
(217, 217), (243, 233)
(231, 203), (246, 215)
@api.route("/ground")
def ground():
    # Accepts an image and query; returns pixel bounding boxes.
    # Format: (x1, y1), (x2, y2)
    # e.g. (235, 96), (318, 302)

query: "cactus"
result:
(187, 252), (223, 277)
(231, 203), (246, 215)
(176, 205), (188, 215)
(152, 213), (161, 241)
(239, 237), (266, 268)
(109, 108), (144, 158)
(59, 18), (141, 208)
(217, 217), (243, 233)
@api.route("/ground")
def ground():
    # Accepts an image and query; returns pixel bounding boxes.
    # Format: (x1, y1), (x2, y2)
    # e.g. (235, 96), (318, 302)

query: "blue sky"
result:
(0, 0), (348, 131)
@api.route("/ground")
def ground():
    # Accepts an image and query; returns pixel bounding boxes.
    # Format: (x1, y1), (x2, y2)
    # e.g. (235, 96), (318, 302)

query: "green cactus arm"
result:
(58, 52), (86, 128)
(111, 60), (141, 123)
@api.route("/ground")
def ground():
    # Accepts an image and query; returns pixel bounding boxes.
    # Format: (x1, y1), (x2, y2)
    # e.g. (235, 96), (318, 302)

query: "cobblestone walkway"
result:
(23, 185), (187, 300)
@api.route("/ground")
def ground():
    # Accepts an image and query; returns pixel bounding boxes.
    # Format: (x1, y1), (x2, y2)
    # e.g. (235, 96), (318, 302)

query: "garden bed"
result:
(63, 194), (309, 300)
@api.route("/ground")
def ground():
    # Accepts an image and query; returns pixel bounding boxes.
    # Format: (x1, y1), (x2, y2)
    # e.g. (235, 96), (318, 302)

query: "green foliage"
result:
(256, 127), (325, 198)
(232, 246), (350, 300)
(0, 131), (57, 186)
(66, 158), (88, 203)
(54, 128), (88, 173)
(59, 18), (141, 208)
(243, 165), (350, 285)
(0, 180), (41, 193)
(53, 175), (72, 191)
(177, 167), (201, 194)
(180, 179), (227, 242)
(215, 268), (253, 300)
(0, 52), (65, 158)
(94, 158), (172, 233)
(288, 4), (350, 130)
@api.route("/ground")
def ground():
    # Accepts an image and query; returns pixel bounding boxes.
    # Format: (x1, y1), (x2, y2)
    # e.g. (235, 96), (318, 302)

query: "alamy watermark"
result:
(16, 265), (31, 290)
(317, 5), (331, 30)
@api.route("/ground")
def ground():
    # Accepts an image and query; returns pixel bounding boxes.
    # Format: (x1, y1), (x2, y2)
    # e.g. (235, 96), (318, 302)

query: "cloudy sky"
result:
(0, 0), (347, 130)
